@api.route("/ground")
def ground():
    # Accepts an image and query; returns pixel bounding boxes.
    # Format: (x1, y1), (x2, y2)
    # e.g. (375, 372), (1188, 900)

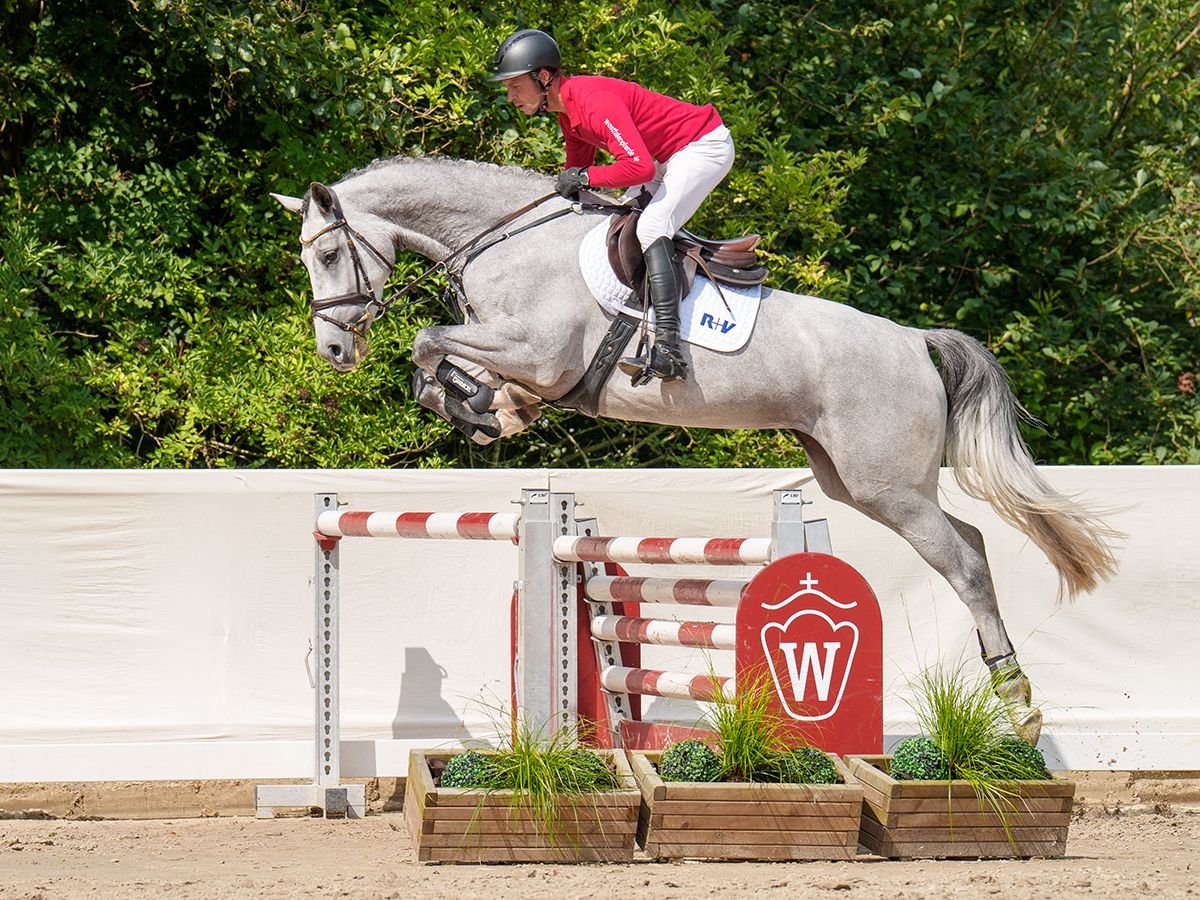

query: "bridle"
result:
(301, 189), (395, 338)
(300, 184), (624, 338)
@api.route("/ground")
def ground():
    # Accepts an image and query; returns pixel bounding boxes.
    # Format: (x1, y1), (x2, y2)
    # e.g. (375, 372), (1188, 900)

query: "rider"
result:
(490, 28), (735, 383)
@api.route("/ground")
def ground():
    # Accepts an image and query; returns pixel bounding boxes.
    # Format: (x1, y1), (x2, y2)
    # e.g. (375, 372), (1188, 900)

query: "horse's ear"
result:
(270, 192), (304, 214)
(310, 182), (335, 214)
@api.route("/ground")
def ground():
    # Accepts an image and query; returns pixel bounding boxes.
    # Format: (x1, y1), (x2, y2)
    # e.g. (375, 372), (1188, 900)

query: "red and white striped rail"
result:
(554, 535), (770, 566)
(315, 510), (519, 541)
(585, 575), (747, 607)
(591, 615), (735, 650)
(599, 666), (735, 703)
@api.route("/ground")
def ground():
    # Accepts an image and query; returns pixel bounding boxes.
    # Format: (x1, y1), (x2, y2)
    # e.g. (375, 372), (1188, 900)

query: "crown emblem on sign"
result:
(758, 574), (860, 721)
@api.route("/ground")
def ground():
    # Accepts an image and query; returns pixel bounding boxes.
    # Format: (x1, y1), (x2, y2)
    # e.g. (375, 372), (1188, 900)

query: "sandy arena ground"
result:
(2, 805), (1198, 900)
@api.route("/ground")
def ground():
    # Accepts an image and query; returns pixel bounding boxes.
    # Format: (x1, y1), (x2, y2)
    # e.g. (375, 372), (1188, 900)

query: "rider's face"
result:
(503, 73), (545, 115)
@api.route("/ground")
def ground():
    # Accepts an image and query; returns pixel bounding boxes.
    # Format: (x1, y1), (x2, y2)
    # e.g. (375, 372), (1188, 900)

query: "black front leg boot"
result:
(436, 359), (496, 427)
(618, 236), (688, 384)
(448, 411), (501, 443)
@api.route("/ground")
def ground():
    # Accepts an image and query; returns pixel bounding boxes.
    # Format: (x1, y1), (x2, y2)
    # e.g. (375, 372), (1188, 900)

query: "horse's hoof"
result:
(411, 369), (440, 406)
(1011, 706), (1043, 746)
(444, 394), (500, 430)
(995, 672), (1041, 745)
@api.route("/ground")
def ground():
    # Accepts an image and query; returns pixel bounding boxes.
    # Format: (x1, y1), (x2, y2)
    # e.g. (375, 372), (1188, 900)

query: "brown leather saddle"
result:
(606, 209), (769, 297)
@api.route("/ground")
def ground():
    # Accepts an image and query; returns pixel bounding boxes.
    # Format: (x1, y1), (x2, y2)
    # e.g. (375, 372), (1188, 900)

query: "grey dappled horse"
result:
(273, 156), (1121, 743)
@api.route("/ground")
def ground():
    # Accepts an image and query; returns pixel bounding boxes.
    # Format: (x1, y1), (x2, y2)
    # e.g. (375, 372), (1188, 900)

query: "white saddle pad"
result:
(578, 219), (761, 353)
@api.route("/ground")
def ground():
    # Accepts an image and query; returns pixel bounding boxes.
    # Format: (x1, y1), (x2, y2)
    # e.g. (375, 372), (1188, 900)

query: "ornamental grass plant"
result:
(708, 670), (791, 783)
(895, 662), (1053, 841)
(658, 669), (839, 784)
(433, 717), (623, 848)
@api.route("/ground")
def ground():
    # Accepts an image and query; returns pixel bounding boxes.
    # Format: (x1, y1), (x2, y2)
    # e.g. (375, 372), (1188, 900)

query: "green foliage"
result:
(708, 672), (787, 782)
(2, 0), (1195, 465)
(706, 669), (832, 784)
(716, 0), (1200, 463)
(438, 749), (505, 789)
(658, 739), (722, 783)
(489, 719), (619, 797)
(902, 663), (1054, 782)
(771, 746), (840, 785)
(991, 736), (1051, 781)
(889, 736), (952, 781)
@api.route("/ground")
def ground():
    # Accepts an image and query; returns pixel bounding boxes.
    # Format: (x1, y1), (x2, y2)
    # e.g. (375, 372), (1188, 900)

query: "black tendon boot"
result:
(618, 236), (688, 383)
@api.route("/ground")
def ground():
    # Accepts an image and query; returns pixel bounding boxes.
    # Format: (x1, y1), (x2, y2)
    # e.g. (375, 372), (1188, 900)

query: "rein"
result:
(302, 186), (623, 336)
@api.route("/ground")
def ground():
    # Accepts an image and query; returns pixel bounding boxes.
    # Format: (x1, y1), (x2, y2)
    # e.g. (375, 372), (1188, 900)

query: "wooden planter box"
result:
(629, 751), (863, 861)
(403, 749), (640, 863)
(845, 754), (1075, 859)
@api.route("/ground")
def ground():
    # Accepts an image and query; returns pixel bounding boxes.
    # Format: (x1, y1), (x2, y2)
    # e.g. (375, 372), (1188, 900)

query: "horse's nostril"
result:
(327, 344), (343, 359)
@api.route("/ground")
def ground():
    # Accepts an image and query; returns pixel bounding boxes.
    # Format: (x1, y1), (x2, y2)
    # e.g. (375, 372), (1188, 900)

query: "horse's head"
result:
(272, 182), (395, 371)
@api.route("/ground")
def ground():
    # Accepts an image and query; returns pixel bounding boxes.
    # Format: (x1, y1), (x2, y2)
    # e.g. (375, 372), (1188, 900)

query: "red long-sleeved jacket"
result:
(557, 75), (723, 189)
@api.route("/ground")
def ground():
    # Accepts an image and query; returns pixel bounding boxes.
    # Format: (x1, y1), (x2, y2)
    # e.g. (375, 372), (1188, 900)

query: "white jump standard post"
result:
(514, 489), (579, 736)
(254, 489), (572, 818)
(255, 493), (366, 819)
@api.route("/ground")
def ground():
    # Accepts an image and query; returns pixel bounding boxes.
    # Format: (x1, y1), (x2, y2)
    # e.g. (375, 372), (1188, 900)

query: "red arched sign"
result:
(738, 553), (882, 755)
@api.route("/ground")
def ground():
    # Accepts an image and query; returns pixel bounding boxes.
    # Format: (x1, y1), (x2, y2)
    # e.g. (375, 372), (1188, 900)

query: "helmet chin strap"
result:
(530, 70), (559, 114)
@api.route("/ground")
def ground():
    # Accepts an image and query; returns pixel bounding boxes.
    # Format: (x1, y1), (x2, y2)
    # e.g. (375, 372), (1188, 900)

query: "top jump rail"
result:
(315, 510), (519, 542)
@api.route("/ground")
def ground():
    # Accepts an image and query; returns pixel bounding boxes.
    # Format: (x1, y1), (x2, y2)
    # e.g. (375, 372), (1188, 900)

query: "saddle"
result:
(606, 210), (769, 297)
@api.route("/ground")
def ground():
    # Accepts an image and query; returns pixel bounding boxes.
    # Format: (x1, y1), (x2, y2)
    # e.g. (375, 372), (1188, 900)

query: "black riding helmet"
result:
(489, 29), (561, 81)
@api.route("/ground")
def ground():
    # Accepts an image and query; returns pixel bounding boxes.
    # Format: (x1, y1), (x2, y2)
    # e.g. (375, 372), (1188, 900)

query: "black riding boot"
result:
(618, 236), (688, 383)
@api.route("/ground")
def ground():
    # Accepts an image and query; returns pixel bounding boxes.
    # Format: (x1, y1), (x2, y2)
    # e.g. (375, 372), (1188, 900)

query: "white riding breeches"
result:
(629, 125), (735, 250)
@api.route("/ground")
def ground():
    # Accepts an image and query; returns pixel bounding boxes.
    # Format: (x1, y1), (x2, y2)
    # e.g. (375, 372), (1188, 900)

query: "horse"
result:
(272, 155), (1121, 744)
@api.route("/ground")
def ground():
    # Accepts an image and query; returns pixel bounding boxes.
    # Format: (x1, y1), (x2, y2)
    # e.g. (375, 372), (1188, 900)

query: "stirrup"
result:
(617, 348), (687, 386)
(617, 335), (652, 381)
(618, 354), (649, 377)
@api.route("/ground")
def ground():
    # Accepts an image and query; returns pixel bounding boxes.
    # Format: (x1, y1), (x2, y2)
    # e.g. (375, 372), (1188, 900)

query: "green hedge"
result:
(2, 0), (1195, 467)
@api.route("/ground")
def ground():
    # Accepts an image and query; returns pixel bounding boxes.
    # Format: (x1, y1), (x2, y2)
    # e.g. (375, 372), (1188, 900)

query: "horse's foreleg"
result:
(411, 368), (541, 445)
(412, 323), (573, 390)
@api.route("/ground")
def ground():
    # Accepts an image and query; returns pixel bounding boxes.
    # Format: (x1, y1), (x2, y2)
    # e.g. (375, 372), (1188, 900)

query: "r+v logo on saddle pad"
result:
(700, 313), (736, 334)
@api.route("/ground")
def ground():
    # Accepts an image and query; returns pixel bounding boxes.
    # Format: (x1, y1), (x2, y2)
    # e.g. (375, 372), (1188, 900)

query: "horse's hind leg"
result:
(798, 433), (1042, 743)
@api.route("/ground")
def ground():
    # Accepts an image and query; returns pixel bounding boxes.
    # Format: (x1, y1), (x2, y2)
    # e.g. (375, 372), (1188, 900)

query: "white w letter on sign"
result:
(780, 642), (841, 702)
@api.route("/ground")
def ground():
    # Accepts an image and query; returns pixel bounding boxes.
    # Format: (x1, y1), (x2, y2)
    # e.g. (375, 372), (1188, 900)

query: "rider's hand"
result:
(555, 167), (589, 200)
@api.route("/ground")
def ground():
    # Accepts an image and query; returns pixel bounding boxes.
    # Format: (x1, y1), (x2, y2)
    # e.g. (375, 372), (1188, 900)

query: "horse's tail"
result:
(923, 328), (1121, 601)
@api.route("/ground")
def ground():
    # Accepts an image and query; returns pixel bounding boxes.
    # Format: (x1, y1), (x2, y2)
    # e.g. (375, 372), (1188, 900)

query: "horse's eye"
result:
(322, 249), (338, 265)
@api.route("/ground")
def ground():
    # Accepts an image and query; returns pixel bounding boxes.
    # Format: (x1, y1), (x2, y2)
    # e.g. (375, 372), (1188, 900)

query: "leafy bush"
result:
(3, 0), (1195, 466)
(889, 736), (952, 781)
(658, 739), (722, 783)
(564, 748), (618, 786)
(772, 746), (840, 785)
(439, 749), (505, 789)
(708, 671), (788, 782)
(899, 664), (1053, 788)
(704, 670), (837, 784)
(487, 720), (619, 805)
(990, 736), (1051, 781)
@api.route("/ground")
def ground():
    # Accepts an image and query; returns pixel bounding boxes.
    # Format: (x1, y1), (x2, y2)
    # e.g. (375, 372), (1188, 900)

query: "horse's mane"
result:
(299, 155), (549, 215)
(340, 155), (550, 193)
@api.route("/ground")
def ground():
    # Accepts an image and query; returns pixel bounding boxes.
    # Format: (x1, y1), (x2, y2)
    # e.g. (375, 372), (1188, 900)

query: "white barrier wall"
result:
(0, 467), (1196, 781)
